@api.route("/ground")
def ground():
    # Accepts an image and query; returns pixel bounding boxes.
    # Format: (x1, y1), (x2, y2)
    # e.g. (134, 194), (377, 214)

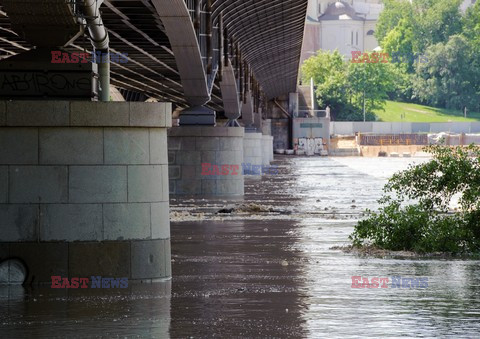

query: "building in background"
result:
(301, 0), (384, 64)
(301, 0), (476, 64)
(460, 0), (477, 12)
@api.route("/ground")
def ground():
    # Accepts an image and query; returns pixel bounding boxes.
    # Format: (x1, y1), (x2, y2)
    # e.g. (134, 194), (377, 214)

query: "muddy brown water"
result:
(1, 156), (479, 338)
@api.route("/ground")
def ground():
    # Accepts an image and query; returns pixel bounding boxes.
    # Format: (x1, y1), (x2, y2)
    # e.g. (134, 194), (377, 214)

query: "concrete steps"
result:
(330, 147), (360, 156)
(298, 85), (314, 111)
(336, 139), (357, 148)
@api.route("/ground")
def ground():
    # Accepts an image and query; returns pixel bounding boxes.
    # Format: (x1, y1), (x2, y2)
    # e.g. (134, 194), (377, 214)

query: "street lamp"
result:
(347, 44), (366, 122)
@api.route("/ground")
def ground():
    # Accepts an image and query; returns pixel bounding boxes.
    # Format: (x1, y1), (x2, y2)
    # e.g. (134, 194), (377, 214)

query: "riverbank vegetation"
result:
(350, 145), (480, 255)
(302, 0), (480, 121)
(374, 101), (480, 122)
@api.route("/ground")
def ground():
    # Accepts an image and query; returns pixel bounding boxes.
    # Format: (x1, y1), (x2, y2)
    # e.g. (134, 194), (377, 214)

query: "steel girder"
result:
(211, 0), (308, 99)
(0, 0), (308, 109)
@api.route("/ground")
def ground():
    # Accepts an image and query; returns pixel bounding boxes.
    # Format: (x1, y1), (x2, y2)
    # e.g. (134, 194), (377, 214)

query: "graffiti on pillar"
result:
(0, 71), (95, 98)
(298, 138), (306, 151)
(314, 138), (324, 154)
(298, 137), (324, 156)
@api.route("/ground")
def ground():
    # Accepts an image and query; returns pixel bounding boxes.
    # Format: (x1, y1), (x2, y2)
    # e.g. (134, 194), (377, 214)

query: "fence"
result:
(359, 134), (428, 146)
(330, 122), (480, 136)
(297, 110), (328, 118)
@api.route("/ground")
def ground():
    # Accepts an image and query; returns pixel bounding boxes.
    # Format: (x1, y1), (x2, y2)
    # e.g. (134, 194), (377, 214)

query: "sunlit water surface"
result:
(1, 156), (479, 338)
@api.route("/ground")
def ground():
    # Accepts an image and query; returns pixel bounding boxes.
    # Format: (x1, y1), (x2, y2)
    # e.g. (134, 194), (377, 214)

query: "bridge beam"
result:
(151, 0), (210, 107)
(220, 60), (241, 127)
(241, 90), (255, 128)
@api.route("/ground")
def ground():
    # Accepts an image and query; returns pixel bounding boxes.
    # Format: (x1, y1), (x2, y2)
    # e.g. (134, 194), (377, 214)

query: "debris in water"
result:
(217, 207), (235, 214)
(238, 203), (273, 213)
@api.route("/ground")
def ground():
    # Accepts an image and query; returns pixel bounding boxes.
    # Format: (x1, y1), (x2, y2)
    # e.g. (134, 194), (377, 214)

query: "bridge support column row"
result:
(0, 101), (172, 284)
(243, 132), (263, 175)
(168, 125), (275, 194)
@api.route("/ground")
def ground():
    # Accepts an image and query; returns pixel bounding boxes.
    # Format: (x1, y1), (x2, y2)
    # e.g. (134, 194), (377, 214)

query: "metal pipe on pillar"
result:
(253, 80), (256, 112)
(244, 62), (249, 104)
(224, 23), (229, 67)
(235, 41), (240, 77)
(230, 37), (234, 66)
(82, 0), (110, 101)
(194, 0), (201, 32)
(206, 0), (212, 74)
(218, 13), (224, 81)
(239, 53), (244, 103)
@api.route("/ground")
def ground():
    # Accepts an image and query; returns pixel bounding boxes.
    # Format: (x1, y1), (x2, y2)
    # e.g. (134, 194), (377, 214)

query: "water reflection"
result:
(0, 283), (171, 337)
(169, 220), (309, 338)
(1, 156), (479, 338)
(293, 219), (480, 338)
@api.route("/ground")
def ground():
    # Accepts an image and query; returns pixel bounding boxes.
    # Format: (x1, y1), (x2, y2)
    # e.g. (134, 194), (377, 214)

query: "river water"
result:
(1, 156), (479, 338)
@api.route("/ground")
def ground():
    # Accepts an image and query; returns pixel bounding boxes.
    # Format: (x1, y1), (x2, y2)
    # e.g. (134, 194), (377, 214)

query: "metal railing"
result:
(296, 110), (329, 118)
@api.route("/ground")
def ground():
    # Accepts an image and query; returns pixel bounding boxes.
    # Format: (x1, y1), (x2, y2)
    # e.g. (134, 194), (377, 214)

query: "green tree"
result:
(351, 145), (480, 254)
(301, 51), (397, 121)
(301, 50), (354, 120)
(463, 0), (480, 72)
(347, 58), (396, 115)
(377, 0), (463, 55)
(412, 0), (463, 52)
(375, 0), (414, 45)
(371, 0), (477, 110)
(382, 18), (415, 72)
(412, 35), (480, 111)
(301, 49), (345, 86)
(463, 0), (480, 45)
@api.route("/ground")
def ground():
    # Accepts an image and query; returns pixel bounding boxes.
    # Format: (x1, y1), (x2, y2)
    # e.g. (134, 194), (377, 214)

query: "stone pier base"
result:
(168, 126), (244, 196)
(243, 132), (263, 173)
(262, 135), (274, 165)
(0, 101), (172, 284)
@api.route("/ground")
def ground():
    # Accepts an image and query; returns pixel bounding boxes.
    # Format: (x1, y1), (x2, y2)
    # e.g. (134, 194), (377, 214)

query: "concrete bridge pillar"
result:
(168, 127), (244, 196)
(261, 135), (274, 165)
(254, 108), (263, 131)
(0, 101), (172, 284)
(243, 132), (264, 175)
(241, 92), (255, 127)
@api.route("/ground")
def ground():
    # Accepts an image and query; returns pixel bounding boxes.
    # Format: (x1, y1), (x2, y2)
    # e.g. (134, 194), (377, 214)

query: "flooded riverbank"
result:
(1, 156), (479, 338)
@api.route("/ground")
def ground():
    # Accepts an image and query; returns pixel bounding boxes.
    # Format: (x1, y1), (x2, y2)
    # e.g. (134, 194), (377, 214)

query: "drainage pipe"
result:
(82, 0), (110, 101)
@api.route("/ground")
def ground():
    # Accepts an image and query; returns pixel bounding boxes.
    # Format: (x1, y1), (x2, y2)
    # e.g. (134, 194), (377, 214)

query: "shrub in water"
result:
(350, 145), (480, 254)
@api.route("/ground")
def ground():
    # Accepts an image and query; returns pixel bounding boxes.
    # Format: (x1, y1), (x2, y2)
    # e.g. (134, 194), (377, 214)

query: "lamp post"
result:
(347, 44), (366, 122)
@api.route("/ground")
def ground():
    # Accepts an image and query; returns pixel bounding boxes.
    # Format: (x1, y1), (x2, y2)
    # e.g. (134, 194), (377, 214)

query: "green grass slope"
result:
(374, 101), (480, 122)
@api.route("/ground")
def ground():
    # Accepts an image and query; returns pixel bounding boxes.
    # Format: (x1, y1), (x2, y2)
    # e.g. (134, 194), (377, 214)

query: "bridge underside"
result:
(0, 0), (307, 115)
(0, 0), (308, 284)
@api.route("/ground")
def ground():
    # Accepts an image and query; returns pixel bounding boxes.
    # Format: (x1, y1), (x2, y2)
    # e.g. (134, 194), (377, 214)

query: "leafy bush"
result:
(301, 50), (396, 121)
(350, 145), (480, 254)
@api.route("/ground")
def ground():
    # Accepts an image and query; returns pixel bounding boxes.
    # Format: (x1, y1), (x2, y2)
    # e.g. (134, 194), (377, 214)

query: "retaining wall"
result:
(331, 122), (480, 136)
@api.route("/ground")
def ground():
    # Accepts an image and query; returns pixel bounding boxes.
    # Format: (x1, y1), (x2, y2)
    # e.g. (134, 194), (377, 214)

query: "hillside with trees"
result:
(302, 0), (480, 121)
